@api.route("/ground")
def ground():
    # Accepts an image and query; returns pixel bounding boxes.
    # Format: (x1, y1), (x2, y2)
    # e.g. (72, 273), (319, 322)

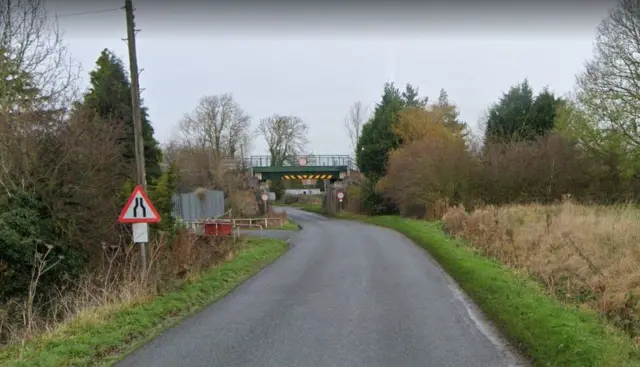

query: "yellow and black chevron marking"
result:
(282, 174), (334, 180)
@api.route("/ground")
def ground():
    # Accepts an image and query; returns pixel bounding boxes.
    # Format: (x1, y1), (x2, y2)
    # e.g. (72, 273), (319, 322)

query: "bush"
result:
(378, 132), (471, 217)
(0, 189), (85, 304)
(372, 133), (640, 215)
(283, 195), (299, 205)
(361, 178), (398, 215)
(473, 135), (592, 205)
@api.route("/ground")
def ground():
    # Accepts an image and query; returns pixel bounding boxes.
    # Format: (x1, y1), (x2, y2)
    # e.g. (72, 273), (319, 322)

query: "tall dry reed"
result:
(443, 199), (640, 336)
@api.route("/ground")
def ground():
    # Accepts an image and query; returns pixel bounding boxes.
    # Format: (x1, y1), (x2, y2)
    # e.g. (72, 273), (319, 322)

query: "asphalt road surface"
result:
(117, 207), (527, 367)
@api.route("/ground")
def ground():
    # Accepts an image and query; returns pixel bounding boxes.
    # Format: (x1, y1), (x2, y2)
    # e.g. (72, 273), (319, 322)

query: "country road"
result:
(117, 207), (527, 367)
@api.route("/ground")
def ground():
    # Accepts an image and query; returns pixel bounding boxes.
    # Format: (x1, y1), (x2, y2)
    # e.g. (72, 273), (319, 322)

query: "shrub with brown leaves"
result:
(379, 122), (471, 218)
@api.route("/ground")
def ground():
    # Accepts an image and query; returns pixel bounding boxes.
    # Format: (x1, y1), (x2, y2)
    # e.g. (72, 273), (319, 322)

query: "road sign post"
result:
(118, 185), (161, 278)
(261, 193), (268, 215)
(337, 191), (344, 212)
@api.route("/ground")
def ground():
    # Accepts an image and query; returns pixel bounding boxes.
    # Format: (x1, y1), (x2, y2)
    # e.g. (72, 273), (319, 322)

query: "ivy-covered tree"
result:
(484, 79), (561, 144)
(83, 49), (162, 183)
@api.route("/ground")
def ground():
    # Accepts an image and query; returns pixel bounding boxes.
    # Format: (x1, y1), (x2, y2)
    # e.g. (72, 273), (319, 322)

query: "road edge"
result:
(0, 237), (290, 367)
(292, 206), (640, 367)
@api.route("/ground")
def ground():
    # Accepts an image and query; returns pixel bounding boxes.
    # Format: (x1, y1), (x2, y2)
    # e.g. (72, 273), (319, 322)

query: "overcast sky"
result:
(51, 0), (616, 156)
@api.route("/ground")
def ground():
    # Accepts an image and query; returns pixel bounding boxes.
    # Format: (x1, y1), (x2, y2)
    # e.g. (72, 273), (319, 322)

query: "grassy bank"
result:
(0, 237), (288, 367)
(295, 206), (640, 366)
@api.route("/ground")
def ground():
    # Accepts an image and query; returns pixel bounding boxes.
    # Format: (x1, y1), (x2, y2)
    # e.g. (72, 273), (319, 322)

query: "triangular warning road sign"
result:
(118, 185), (161, 223)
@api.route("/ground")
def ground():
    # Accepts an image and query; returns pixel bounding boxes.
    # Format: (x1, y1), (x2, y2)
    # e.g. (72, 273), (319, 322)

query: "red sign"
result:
(298, 157), (307, 166)
(261, 193), (269, 201)
(337, 192), (344, 200)
(118, 185), (161, 223)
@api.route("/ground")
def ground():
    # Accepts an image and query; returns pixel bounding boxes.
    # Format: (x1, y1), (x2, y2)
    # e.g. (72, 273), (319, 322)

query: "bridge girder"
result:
(246, 154), (354, 183)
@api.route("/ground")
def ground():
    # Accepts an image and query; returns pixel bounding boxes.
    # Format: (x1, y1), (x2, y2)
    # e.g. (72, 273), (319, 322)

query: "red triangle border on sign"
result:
(118, 185), (162, 223)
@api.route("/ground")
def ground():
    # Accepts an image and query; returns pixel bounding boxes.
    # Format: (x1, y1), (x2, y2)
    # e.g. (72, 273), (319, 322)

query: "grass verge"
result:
(0, 237), (288, 367)
(295, 207), (640, 366)
(279, 219), (299, 231)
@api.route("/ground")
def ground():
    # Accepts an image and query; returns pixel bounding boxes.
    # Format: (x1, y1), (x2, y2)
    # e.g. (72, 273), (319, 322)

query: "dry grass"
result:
(0, 237), (287, 366)
(442, 199), (640, 336)
(0, 228), (237, 347)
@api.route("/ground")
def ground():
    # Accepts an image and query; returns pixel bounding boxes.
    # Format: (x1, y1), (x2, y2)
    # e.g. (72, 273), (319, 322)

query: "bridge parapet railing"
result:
(245, 155), (354, 169)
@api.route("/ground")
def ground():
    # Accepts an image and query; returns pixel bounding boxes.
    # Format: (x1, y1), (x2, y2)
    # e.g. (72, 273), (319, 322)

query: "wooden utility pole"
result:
(124, 0), (146, 189)
(124, 0), (148, 274)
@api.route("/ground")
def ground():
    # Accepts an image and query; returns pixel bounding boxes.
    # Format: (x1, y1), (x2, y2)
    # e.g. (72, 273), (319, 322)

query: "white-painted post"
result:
(132, 223), (148, 278)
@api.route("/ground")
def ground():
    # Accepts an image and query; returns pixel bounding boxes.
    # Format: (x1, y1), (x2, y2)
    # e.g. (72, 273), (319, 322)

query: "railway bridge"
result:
(245, 155), (354, 183)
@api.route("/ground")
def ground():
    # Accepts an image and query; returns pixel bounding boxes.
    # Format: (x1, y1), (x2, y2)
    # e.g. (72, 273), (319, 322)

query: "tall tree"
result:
(257, 114), (308, 166)
(575, 0), (640, 165)
(529, 88), (560, 137)
(484, 80), (533, 143)
(356, 82), (404, 180)
(83, 49), (162, 183)
(484, 80), (559, 144)
(430, 88), (468, 137)
(171, 93), (252, 187)
(402, 83), (427, 107)
(343, 101), (370, 161)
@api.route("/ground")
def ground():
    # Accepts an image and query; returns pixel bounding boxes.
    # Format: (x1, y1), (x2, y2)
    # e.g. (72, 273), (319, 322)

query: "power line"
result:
(56, 7), (122, 18)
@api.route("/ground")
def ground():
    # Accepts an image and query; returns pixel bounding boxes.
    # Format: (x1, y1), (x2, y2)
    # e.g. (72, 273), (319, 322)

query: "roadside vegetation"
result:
(299, 199), (640, 365)
(4, 0), (640, 365)
(368, 215), (639, 366)
(0, 237), (287, 366)
(0, 1), (303, 362)
(306, 1), (640, 365)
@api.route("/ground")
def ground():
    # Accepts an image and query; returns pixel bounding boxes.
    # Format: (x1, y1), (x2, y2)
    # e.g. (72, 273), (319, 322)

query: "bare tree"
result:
(0, 0), (80, 114)
(576, 0), (640, 150)
(177, 93), (251, 160)
(238, 132), (253, 167)
(171, 93), (252, 189)
(257, 114), (309, 166)
(343, 101), (369, 156)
